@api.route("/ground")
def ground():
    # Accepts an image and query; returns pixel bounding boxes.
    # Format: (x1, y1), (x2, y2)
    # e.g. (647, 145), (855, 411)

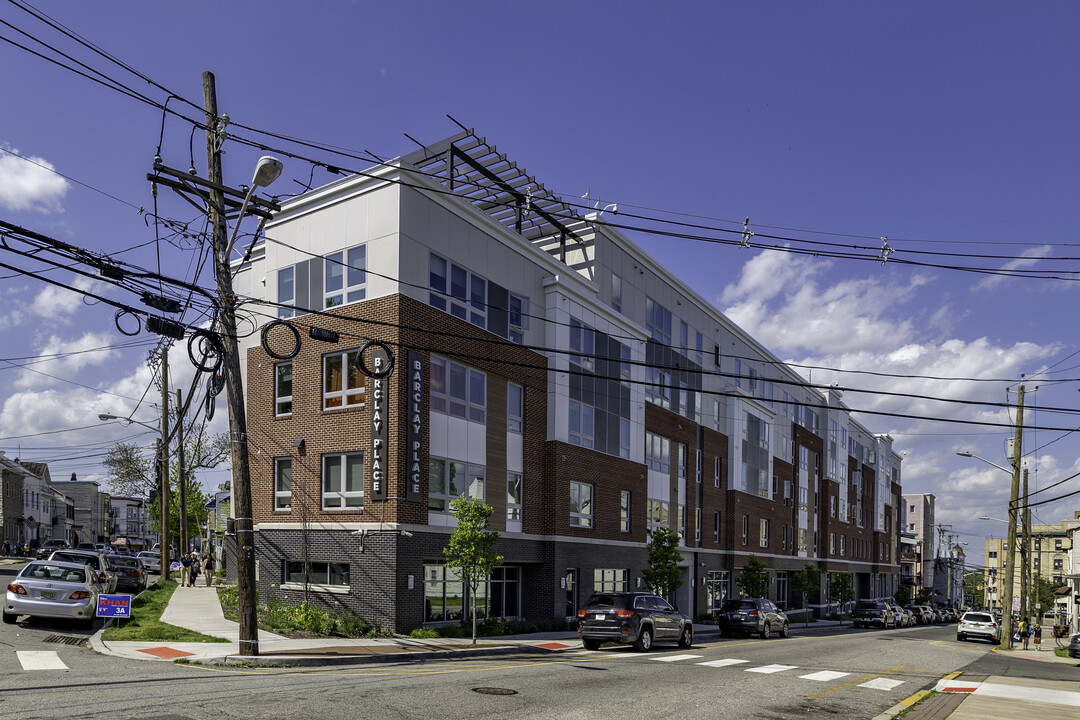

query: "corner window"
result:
(427, 252), (486, 329)
(507, 382), (523, 433)
(508, 293), (529, 344)
(324, 245), (366, 308)
(274, 457), (291, 510)
(322, 452), (364, 509)
(428, 458), (485, 512)
(275, 362), (293, 415)
(570, 481), (593, 528)
(277, 266), (295, 319)
(507, 472), (522, 521)
(323, 350), (364, 409)
(620, 490), (630, 532)
(430, 356), (486, 422)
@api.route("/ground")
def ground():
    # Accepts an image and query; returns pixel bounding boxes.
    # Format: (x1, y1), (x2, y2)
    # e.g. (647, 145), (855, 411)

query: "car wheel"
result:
(678, 624), (693, 649)
(719, 629), (729, 638)
(761, 622), (771, 639)
(2, 611), (16, 624)
(634, 626), (654, 652)
(957, 634), (964, 642)
(582, 639), (602, 651)
(780, 622), (789, 638)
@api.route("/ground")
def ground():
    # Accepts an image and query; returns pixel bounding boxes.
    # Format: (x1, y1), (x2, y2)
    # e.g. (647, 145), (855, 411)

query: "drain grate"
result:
(472, 687), (518, 696)
(43, 634), (87, 646)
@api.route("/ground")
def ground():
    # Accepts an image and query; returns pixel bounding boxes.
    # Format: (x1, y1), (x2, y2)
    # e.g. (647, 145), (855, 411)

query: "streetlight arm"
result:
(957, 452), (1012, 475)
(98, 413), (159, 433)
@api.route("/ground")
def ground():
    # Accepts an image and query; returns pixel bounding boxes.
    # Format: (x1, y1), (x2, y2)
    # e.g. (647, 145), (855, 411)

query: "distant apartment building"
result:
(984, 512), (1080, 617)
(230, 129), (904, 633)
(902, 493), (935, 594)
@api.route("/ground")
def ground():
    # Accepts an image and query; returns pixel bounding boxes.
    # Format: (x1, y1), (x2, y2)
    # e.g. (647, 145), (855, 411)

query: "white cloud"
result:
(31, 275), (107, 323)
(972, 245), (1054, 292)
(12, 331), (122, 390)
(0, 144), (68, 213)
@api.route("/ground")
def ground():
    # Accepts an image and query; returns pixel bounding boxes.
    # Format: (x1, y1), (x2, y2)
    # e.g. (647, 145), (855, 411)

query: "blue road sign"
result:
(97, 594), (132, 618)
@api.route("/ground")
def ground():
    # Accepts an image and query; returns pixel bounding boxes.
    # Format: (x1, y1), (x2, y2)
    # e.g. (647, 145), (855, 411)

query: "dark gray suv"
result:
(577, 592), (693, 652)
(717, 598), (789, 638)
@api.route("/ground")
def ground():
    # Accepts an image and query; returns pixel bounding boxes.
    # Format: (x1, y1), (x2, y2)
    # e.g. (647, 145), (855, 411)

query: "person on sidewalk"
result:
(180, 552), (192, 587)
(1033, 623), (1042, 651)
(1020, 617), (1030, 650)
(202, 552), (214, 587)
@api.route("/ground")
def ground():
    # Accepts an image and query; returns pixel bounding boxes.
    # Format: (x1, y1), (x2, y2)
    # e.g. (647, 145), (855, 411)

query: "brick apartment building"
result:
(231, 129), (903, 633)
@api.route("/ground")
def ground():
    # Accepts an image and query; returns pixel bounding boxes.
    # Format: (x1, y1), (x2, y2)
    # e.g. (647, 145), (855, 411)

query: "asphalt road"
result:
(1, 562), (1069, 720)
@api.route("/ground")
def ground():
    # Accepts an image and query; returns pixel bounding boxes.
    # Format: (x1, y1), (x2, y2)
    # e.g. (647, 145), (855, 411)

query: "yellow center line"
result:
(807, 664), (905, 700)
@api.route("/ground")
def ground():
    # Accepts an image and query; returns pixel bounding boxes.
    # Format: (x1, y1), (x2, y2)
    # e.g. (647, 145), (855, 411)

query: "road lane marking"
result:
(697, 658), (749, 668)
(859, 678), (905, 691)
(17, 651), (68, 671)
(807, 664), (905, 700)
(746, 664), (798, 674)
(800, 670), (850, 682)
(652, 654), (702, 662)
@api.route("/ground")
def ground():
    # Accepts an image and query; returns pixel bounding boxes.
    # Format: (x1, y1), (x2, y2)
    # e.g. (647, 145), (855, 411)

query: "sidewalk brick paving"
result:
(900, 693), (965, 720)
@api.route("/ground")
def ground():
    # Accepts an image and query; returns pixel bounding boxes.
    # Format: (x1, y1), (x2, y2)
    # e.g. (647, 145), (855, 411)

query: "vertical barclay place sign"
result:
(369, 346), (389, 501)
(406, 350), (425, 503)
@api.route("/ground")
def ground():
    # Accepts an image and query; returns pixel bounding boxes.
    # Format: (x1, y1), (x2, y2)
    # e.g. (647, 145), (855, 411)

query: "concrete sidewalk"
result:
(89, 584), (586, 665)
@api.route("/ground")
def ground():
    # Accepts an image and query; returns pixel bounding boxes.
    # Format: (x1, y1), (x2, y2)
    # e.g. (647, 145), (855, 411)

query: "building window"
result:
(429, 458), (485, 512)
(323, 350), (364, 409)
(840, 535), (846, 557)
(714, 456), (721, 488)
(570, 319), (596, 371)
(507, 383), (523, 433)
(648, 499), (670, 531)
(741, 515), (749, 545)
(611, 273), (622, 313)
(322, 452), (363, 509)
(568, 400), (594, 448)
(759, 518), (770, 548)
(506, 472), (522, 522)
(424, 564), (464, 622)
(714, 512), (721, 543)
(274, 457), (292, 510)
(677, 443), (687, 479)
(430, 356), (486, 422)
(646, 432), (671, 473)
(283, 561), (349, 587)
(277, 266), (295, 319)
(275, 362), (293, 415)
(645, 297), (672, 344)
(620, 490), (631, 532)
(830, 532), (836, 554)
(428, 252), (486, 329)
(830, 495), (836, 518)
(324, 245), (366, 308)
(798, 528), (808, 552)
(508, 293), (529, 344)
(570, 481), (593, 528)
(594, 568), (628, 593)
(619, 418), (630, 459)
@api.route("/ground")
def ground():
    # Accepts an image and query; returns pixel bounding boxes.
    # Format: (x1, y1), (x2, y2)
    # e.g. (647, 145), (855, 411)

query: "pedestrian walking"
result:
(1033, 623), (1042, 651)
(180, 552), (192, 587)
(1020, 618), (1030, 650)
(2, 540), (9, 556)
(202, 552), (215, 587)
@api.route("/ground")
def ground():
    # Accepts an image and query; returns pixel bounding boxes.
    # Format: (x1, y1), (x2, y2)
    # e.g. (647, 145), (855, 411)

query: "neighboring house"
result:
(0, 452), (29, 549)
(229, 129), (903, 633)
(59, 479), (111, 545)
(109, 495), (153, 550)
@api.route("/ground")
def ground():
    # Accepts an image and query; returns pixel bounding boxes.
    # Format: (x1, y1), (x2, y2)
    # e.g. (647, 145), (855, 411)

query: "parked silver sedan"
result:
(3, 560), (103, 627)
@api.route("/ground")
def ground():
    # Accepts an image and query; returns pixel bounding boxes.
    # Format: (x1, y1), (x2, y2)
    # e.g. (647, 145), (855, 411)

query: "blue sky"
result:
(1, 1), (1078, 550)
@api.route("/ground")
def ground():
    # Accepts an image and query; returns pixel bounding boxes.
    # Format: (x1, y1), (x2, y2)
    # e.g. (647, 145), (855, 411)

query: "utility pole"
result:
(177, 388), (187, 555)
(203, 70), (259, 656)
(159, 349), (171, 581)
(1000, 384), (1024, 650)
(1021, 468), (1031, 622)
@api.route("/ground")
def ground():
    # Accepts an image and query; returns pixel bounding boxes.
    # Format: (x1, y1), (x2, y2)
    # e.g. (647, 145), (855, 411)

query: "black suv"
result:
(717, 598), (789, 638)
(577, 592), (693, 652)
(35, 539), (70, 559)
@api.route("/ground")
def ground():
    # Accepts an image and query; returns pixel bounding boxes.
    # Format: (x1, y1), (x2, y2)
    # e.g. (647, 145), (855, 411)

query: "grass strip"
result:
(100, 579), (228, 643)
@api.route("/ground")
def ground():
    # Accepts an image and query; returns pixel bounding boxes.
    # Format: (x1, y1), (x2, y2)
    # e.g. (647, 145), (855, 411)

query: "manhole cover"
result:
(472, 687), (518, 696)
(43, 634), (86, 646)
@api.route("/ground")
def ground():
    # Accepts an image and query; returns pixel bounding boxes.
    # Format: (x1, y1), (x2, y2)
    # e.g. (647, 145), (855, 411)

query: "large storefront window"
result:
(424, 564), (521, 622)
(706, 570), (730, 613)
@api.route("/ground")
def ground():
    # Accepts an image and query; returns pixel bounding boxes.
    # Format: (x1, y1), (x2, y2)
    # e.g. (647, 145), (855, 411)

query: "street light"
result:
(957, 438), (1024, 651)
(222, 155), (282, 261)
(99, 412), (169, 579)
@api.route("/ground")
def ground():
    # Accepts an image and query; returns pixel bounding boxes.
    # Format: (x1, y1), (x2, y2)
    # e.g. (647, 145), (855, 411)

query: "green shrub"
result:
(410, 628), (440, 639)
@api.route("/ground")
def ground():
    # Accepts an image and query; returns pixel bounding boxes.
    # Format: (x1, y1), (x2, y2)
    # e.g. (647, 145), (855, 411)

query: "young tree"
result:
(893, 584), (912, 608)
(641, 528), (685, 599)
(444, 497), (503, 645)
(790, 564), (821, 626)
(915, 587), (935, 605)
(829, 572), (855, 626)
(736, 555), (770, 599)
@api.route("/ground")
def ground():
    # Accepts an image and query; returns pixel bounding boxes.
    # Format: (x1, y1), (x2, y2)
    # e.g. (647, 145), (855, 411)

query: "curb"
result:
(211, 643), (561, 667)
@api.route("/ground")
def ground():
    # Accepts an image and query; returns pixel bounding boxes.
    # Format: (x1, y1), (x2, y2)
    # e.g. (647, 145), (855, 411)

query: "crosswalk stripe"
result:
(800, 671), (851, 682)
(652, 654), (702, 662)
(17, 651), (68, 671)
(746, 664), (798, 674)
(697, 658), (750, 668)
(859, 678), (905, 691)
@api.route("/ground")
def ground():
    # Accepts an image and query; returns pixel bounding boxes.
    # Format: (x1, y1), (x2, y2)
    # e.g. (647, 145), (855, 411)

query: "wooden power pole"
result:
(159, 349), (171, 581)
(203, 70), (259, 656)
(1000, 384), (1024, 650)
(177, 388), (187, 556)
